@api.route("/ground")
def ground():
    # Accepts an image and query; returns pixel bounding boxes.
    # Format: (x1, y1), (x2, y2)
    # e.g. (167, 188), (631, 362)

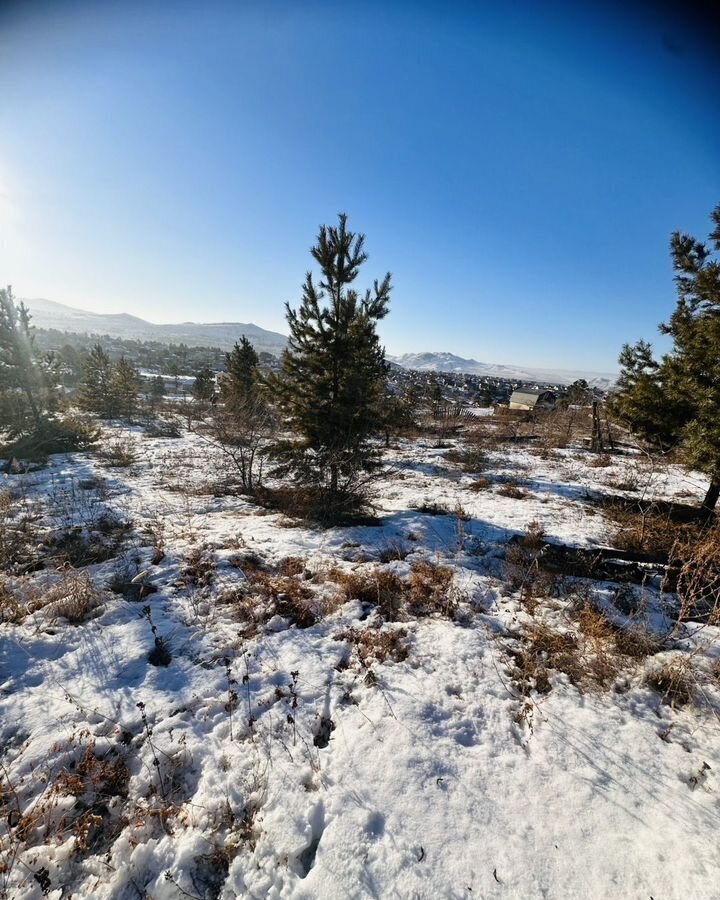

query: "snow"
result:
(1, 428), (718, 899)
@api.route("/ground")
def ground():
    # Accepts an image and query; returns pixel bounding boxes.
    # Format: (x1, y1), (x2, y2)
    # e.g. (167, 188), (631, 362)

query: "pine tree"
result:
(113, 357), (141, 422)
(220, 337), (259, 409)
(563, 379), (592, 407)
(79, 345), (118, 418)
(150, 375), (165, 405)
(272, 214), (391, 517)
(612, 203), (720, 512)
(192, 366), (216, 403)
(0, 286), (44, 430)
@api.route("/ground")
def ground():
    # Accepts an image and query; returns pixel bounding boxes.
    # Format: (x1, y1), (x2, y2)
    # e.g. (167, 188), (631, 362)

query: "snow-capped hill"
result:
(22, 298), (288, 356)
(388, 351), (617, 388)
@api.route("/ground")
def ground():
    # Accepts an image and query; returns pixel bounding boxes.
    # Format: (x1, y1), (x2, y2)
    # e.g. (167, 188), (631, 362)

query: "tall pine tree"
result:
(273, 214), (391, 518)
(192, 366), (216, 403)
(79, 345), (118, 419)
(220, 337), (259, 409)
(613, 203), (720, 512)
(113, 357), (141, 422)
(0, 286), (44, 431)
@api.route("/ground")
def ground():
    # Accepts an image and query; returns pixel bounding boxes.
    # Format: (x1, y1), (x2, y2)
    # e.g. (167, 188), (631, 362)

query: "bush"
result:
(98, 440), (137, 468)
(144, 419), (182, 439)
(445, 445), (487, 474)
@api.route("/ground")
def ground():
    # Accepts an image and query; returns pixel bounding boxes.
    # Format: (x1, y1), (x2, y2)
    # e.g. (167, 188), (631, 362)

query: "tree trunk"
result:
(23, 382), (42, 430)
(701, 477), (720, 514)
(330, 463), (338, 497)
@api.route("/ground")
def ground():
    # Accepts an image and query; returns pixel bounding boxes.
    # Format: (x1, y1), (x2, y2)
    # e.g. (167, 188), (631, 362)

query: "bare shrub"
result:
(588, 453), (613, 468)
(409, 498), (455, 516)
(511, 624), (579, 696)
(377, 542), (411, 563)
(234, 572), (318, 629)
(0, 582), (24, 624)
(2, 736), (130, 868)
(144, 419), (182, 439)
(180, 547), (217, 588)
(600, 496), (699, 556)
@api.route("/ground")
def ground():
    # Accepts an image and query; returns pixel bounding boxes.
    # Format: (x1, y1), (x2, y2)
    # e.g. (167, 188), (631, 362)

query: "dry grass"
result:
(277, 556), (306, 576)
(330, 561), (462, 621)
(331, 567), (405, 619)
(407, 561), (459, 617)
(0, 582), (24, 624)
(230, 571), (319, 630)
(511, 596), (667, 699)
(2, 736), (130, 867)
(444, 445), (487, 474)
(180, 547), (217, 588)
(11, 570), (106, 625)
(497, 482), (528, 500)
(672, 526), (720, 625)
(335, 626), (409, 669)
(599, 496), (701, 556)
(645, 658), (695, 707)
(466, 477), (491, 492)
(588, 453), (613, 468)
(504, 521), (559, 612)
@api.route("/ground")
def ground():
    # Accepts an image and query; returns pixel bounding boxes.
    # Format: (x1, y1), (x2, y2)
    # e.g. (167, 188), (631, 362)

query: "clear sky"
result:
(0, 0), (718, 371)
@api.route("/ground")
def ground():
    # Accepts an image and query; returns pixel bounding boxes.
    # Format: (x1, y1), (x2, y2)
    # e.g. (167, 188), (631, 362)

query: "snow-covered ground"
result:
(1, 428), (719, 899)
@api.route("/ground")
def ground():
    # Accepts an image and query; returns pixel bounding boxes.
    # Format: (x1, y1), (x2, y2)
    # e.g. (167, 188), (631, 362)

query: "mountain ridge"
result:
(388, 351), (617, 388)
(23, 298), (617, 386)
(22, 297), (288, 356)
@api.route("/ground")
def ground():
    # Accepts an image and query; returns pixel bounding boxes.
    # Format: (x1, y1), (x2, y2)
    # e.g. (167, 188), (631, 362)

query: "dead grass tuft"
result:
(331, 567), (405, 620)
(35, 571), (105, 624)
(504, 521), (559, 612)
(335, 626), (409, 670)
(466, 477), (491, 492)
(277, 556), (306, 577)
(407, 561), (459, 617)
(645, 659), (695, 707)
(497, 481), (528, 500)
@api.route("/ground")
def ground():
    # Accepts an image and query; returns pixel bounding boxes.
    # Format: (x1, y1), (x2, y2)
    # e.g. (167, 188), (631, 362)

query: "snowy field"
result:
(1, 426), (719, 899)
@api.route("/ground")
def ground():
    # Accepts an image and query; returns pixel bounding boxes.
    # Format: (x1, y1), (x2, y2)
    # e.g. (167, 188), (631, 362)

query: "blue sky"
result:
(0, 0), (718, 371)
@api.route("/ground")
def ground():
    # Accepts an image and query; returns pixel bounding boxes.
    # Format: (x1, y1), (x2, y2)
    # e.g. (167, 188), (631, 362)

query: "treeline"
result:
(33, 328), (276, 386)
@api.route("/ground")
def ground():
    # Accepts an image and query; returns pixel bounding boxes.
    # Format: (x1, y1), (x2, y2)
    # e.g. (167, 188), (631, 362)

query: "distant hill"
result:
(388, 352), (617, 389)
(23, 298), (288, 357)
(23, 299), (617, 386)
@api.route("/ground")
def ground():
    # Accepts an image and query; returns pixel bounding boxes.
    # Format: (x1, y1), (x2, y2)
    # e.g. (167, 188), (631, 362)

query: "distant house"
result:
(509, 386), (557, 411)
